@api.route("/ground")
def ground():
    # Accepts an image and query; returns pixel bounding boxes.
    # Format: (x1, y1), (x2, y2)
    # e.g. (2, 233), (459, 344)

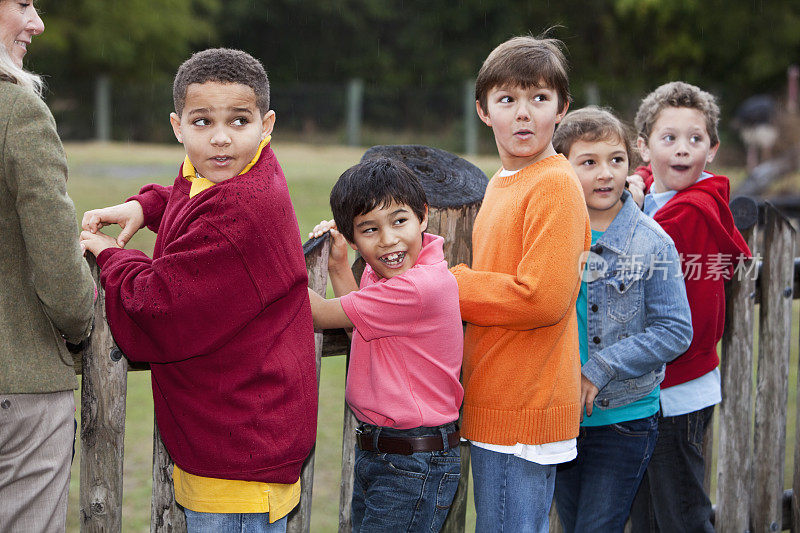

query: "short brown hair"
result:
(635, 81), (720, 146)
(475, 35), (570, 114)
(173, 48), (270, 116)
(553, 106), (632, 160)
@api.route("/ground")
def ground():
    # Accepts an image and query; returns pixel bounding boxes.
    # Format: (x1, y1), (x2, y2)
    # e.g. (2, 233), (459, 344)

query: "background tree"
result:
(27, 0), (800, 150)
(33, 0), (219, 82)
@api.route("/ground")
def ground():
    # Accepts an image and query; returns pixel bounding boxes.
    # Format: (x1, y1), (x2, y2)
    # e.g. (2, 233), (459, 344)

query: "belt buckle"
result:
(355, 427), (370, 451)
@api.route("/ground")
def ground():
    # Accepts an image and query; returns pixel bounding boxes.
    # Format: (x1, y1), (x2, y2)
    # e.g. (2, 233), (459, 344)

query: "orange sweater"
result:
(451, 154), (590, 446)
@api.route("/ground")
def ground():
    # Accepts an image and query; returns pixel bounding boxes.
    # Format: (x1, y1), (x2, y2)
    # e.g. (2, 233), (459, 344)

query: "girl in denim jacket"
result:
(552, 107), (693, 533)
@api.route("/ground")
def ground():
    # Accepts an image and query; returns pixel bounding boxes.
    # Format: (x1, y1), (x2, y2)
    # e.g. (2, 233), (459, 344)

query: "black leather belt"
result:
(356, 429), (460, 455)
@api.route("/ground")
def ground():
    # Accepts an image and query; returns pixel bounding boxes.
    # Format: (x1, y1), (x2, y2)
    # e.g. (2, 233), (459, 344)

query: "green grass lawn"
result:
(62, 142), (796, 531)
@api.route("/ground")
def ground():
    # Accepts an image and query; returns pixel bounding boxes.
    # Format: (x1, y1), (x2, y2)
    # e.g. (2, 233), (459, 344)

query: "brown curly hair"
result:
(635, 81), (720, 146)
(173, 48), (269, 116)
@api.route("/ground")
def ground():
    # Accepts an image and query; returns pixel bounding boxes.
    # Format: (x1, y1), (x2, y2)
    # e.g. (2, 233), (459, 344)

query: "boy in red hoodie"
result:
(80, 49), (317, 532)
(628, 81), (750, 532)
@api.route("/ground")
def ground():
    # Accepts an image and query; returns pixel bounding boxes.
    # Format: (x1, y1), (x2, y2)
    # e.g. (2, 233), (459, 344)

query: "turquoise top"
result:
(578, 230), (660, 427)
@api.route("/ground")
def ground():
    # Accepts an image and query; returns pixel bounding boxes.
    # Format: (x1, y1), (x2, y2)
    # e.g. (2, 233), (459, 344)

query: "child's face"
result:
(568, 137), (629, 223)
(638, 107), (719, 194)
(477, 83), (568, 172)
(349, 201), (428, 280)
(170, 81), (275, 184)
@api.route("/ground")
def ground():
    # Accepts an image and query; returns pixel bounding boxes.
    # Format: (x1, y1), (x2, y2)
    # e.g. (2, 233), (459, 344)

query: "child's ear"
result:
(556, 101), (570, 123)
(636, 137), (651, 163)
(261, 110), (276, 140)
(420, 205), (429, 233)
(348, 240), (359, 252)
(476, 100), (492, 127)
(706, 142), (720, 164)
(169, 113), (183, 144)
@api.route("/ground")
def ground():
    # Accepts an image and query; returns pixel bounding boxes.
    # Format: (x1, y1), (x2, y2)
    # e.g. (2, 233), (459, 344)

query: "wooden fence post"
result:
(795, 331), (800, 532)
(150, 420), (185, 532)
(753, 203), (795, 532)
(286, 236), (332, 533)
(80, 256), (128, 532)
(338, 391), (359, 533)
(716, 220), (758, 532)
(424, 198), (482, 533)
(337, 256), (365, 533)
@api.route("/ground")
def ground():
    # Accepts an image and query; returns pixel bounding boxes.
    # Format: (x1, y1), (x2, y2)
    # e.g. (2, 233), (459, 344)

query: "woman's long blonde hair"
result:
(0, 2), (43, 95)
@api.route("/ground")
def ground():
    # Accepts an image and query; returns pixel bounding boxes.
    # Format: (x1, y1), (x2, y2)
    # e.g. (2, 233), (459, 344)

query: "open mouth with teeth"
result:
(595, 186), (614, 193)
(212, 156), (232, 163)
(379, 251), (406, 267)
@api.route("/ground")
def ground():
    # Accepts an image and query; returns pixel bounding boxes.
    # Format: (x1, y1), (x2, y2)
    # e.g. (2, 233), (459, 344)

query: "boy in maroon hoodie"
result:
(628, 81), (750, 532)
(80, 49), (317, 532)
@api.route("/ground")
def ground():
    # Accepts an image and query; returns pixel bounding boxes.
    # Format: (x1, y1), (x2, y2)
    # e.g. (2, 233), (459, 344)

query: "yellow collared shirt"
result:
(183, 135), (270, 198)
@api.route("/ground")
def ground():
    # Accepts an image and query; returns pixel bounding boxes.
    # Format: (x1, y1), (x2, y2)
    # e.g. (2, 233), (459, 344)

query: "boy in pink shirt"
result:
(307, 156), (464, 532)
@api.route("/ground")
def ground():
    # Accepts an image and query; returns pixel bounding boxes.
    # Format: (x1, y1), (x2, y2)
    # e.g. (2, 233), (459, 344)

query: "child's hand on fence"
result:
(580, 374), (599, 419)
(309, 220), (349, 272)
(626, 174), (646, 209)
(82, 201), (145, 248)
(80, 229), (121, 257)
(309, 219), (336, 239)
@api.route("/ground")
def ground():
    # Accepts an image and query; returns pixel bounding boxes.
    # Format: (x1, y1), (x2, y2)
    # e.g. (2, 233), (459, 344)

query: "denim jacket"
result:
(582, 191), (693, 410)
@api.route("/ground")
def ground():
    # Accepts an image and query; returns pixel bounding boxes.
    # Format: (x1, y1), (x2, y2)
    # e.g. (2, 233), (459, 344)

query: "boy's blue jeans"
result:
(351, 422), (460, 532)
(184, 510), (287, 533)
(629, 406), (715, 532)
(470, 444), (557, 533)
(554, 414), (658, 533)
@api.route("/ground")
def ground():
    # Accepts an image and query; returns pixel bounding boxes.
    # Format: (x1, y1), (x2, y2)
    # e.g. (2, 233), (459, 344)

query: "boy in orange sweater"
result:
(450, 35), (590, 532)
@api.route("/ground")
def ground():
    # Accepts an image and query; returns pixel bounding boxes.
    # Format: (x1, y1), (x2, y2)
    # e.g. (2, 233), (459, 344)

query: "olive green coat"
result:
(0, 80), (94, 393)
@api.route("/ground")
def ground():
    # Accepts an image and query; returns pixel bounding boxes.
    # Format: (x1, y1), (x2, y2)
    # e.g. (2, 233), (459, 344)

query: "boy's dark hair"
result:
(173, 48), (270, 116)
(553, 106), (632, 160)
(330, 157), (428, 243)
(635, 81), (720, 146)
(475, 35), (571, 114)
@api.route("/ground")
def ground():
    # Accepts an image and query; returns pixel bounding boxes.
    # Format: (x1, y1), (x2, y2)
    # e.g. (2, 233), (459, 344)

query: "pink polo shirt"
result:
(340, 233), (464, 429)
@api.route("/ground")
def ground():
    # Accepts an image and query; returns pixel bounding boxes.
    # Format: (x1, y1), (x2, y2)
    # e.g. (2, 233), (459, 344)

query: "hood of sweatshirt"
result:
(653, 171), (750, 258)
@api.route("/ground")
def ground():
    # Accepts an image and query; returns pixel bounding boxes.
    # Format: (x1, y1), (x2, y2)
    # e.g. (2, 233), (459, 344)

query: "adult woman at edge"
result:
(0, 1), (95, 530)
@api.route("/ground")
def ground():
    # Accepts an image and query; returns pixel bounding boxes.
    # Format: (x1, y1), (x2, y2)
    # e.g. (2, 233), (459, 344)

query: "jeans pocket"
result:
(609, 416), (655, 438)
(687, 406), (713, 451)
(430, 471), (460, 532)
(383, 453), (428, 480)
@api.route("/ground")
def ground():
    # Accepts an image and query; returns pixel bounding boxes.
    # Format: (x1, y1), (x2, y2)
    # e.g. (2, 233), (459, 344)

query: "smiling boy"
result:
(307, 157), (464, 532)
(448, 36), (591, 532)
(80, 48), (317, 532)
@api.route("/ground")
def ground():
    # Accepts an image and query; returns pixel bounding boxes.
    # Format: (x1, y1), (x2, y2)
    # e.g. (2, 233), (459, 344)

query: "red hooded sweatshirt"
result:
(636, 166), (751, 387)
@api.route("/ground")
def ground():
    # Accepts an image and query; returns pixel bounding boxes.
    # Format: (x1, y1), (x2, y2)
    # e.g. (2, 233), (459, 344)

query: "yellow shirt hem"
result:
(173, 461), (300, 521)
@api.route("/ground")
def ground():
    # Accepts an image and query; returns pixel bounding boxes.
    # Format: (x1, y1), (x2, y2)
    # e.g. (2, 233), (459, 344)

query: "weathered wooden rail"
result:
(77, 156), (799, 531)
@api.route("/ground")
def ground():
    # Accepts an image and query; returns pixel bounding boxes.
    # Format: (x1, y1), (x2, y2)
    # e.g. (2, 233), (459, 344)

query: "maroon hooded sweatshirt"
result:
(636, 166), (751, 388)
(96, 144), (317, 483)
